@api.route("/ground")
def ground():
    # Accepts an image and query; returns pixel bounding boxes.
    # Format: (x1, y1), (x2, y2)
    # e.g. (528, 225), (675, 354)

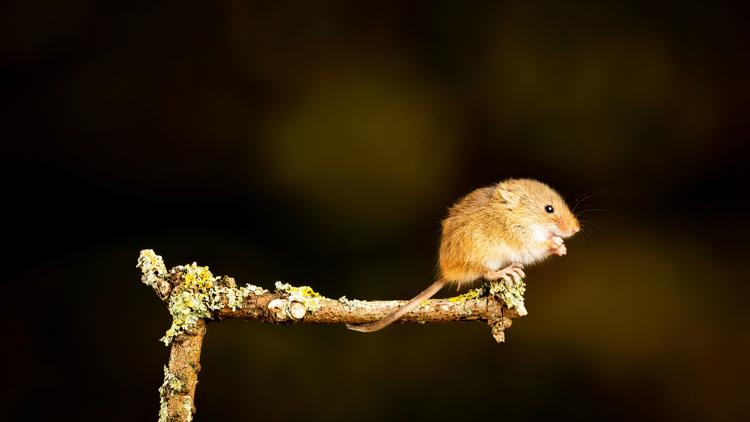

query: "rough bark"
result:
(216, 291), (518, 333)
(160, 321), (205, 422)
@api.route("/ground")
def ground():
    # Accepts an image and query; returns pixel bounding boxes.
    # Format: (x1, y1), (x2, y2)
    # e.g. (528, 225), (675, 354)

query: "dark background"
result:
(3, 1), (748, 421)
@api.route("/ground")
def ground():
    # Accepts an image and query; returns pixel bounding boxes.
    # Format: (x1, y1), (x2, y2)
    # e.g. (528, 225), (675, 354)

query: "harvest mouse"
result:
(347, 178), (580, 333)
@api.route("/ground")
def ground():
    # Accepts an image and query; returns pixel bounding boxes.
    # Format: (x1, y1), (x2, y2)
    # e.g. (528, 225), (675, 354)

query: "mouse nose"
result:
(572, 224), (580, 234)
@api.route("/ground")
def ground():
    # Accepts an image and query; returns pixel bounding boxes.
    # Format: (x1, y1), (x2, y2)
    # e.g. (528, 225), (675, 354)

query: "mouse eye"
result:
(544, 205), (554, 213)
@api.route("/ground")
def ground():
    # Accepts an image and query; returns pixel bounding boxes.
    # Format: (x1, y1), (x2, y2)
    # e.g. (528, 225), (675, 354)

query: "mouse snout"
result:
(558, 218), (580, 238)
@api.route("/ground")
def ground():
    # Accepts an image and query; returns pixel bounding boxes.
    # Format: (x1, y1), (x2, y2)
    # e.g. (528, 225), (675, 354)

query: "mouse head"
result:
(495, 178), (580, 238)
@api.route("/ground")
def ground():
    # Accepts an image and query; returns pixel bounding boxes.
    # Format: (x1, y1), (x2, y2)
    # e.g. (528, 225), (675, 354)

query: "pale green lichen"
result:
(162, 291), (212, 345)
(160, 263), (215, 345)
(490, 279), (526, 312)
(158, 366), (185, 422)
(158, 399), (169, 422)
(148, 257), (268, 345)
(209, 284), (267, 312)
(242, 283), (270, 296)
(137, 249), (167, 289)
(338, 296), (366, 306)
(162, 365), (185, 392)
(275, 282), (323, 313)
(183, 396), (193, 422)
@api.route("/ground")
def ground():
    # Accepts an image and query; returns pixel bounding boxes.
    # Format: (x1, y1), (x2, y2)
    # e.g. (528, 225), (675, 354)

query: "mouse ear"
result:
(497, 187), (520, 207)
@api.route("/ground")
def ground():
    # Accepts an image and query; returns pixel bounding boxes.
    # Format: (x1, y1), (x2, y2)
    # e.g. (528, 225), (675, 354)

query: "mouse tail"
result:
(347, 280), (446, 333)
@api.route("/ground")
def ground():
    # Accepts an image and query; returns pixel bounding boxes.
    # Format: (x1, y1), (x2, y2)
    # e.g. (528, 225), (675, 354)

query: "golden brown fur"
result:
(439, 178), (579, 288)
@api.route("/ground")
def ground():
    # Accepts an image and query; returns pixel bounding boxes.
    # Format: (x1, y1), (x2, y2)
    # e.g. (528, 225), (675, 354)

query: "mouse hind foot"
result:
(485, 263), (525, 288)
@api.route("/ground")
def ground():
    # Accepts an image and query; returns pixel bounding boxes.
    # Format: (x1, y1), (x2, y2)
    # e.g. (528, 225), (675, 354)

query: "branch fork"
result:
(137, 249), (526, 421)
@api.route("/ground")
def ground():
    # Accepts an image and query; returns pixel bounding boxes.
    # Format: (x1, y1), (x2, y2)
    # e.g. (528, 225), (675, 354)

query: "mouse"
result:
(347, 178), (580, 333)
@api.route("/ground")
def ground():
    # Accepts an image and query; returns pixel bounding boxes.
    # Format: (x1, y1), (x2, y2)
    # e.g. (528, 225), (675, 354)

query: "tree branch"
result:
(216, 287), (520, 333)
(137, 249), (526, 421)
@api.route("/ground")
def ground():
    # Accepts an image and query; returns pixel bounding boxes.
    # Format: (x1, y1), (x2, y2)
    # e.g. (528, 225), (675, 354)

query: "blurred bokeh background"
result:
(3, 1), (748, 420)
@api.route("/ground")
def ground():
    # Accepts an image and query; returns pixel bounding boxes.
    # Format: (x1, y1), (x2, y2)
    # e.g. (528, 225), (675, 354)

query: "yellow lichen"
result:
(447, 287), (483, 303)
(182, 263), (215, 291)
(275, 282), (323, 313)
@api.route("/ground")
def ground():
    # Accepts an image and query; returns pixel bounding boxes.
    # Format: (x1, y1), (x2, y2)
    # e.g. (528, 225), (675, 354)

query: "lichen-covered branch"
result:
(158, 320), (205, 422)
(218, 286), (520, 338)
(137, 249), (527, 421)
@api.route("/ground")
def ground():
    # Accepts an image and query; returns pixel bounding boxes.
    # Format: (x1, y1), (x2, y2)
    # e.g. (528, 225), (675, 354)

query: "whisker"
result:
(571, 188), (609, 213)
(575, 208), (607, 217)
(577, 227), (591, 244)
(572, 197), (585, 213)
(578, 219), (602, 233)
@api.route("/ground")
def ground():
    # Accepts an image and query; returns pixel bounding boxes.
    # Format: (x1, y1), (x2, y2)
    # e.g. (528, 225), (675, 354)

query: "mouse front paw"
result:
(547, 236), (567, 256)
